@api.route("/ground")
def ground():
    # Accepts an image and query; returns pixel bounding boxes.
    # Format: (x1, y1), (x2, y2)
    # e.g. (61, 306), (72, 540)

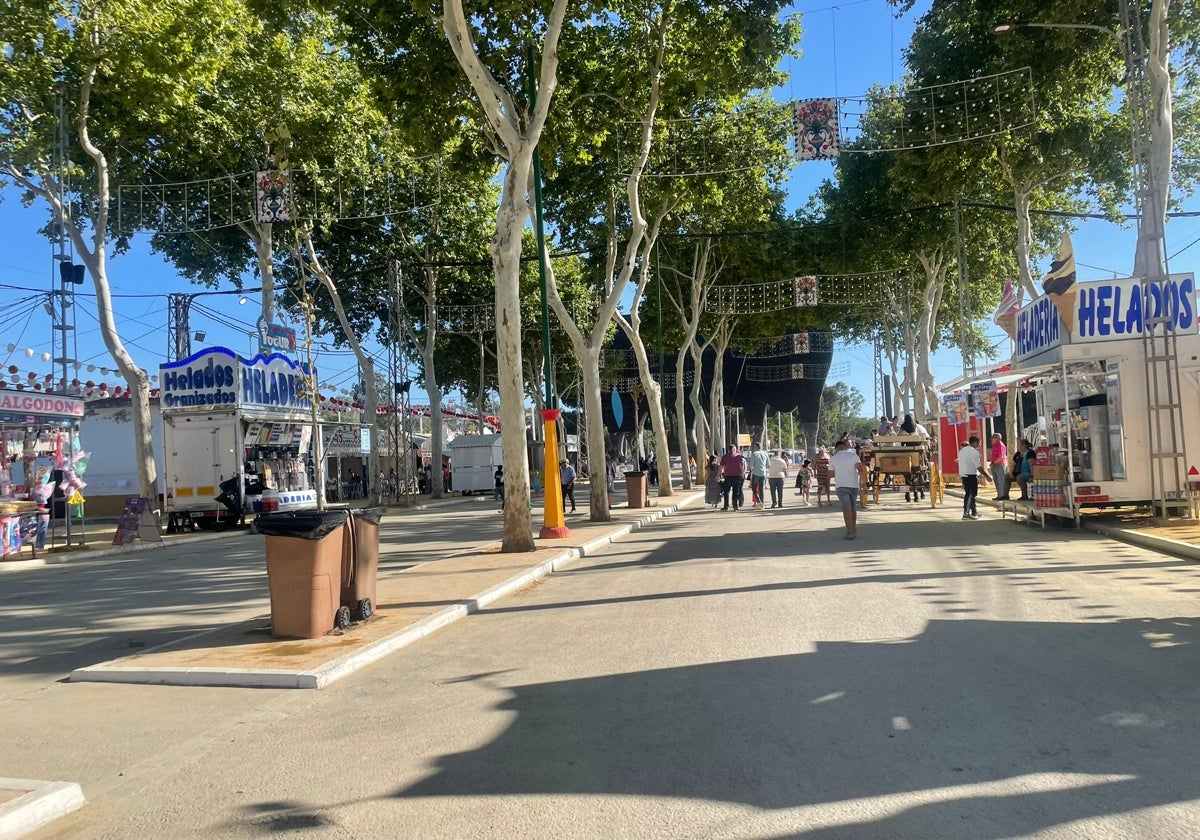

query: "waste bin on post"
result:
(254, 509), (349, 639)
(342, 507), (384, 621)
(624, 471), (648, 509)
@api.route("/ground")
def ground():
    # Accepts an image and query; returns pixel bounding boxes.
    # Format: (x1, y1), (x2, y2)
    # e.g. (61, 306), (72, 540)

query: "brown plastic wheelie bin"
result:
(341, 507), (384, 622)
(624, 471), (648, 508)
(254, 509), (349, 639)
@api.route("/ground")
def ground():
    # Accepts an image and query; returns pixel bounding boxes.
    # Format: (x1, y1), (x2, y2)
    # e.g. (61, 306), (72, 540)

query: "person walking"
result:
(605, 451), (620, 508)
(767, 449), (789, 508)
(704, 455), (723, 508)
(989, 432), (1009, 500)
(720, 445), (746, 511)
(958, 435), (989, 519)
(748, 442), (771, 509)
(795, 458), (813, 505)
(493, 465), (505, 508)
(830, 439), (868, 539)
(560, 459), (577, 513)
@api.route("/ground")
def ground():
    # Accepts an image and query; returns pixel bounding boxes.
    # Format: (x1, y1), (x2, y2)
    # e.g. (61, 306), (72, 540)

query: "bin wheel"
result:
(358, 598), (373, 621)
(335, 605), (352, 631)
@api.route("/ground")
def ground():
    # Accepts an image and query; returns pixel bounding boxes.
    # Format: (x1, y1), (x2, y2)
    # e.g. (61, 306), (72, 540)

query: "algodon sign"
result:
(0, 393), (85, 417)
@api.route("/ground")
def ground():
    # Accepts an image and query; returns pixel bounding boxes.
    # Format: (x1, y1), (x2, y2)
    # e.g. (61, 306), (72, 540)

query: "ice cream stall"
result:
(1006, 270), (1200, 519)
(160, 348), (318, 527)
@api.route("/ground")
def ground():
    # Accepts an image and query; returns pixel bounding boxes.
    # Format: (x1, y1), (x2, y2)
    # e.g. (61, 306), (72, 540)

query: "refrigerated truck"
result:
(160, 347), (317, 527)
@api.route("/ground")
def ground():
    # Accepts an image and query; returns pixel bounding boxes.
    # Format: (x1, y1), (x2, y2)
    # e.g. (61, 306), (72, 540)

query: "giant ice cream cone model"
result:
(1049, 289), (1077, 335)
(996, 312), (1018, 341)
(993, 278), (1020, 341)
(1041, 233), (1077, 335)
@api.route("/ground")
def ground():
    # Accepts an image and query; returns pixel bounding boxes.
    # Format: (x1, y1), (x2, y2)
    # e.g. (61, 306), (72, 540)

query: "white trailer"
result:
(449, 434), (503, 495)
(162, 409), (242, 527)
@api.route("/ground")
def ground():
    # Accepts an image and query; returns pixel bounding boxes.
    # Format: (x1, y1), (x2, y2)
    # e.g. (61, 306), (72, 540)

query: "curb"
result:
(951, 489), (1200, 565)
(69, 491), (704, 690)
(0, 778), (85, 840)
(1080, 521), (1200, 564)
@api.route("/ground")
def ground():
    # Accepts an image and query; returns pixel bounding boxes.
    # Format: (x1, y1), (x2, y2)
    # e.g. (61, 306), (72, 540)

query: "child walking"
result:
(795, 459), (813, 506)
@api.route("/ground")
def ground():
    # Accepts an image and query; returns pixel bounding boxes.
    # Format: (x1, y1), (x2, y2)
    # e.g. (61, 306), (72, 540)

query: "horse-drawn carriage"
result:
(865, 435), (931, 503)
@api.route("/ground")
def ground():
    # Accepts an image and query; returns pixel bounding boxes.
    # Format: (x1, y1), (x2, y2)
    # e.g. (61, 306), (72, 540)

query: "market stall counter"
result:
(0, 392), (88, 556)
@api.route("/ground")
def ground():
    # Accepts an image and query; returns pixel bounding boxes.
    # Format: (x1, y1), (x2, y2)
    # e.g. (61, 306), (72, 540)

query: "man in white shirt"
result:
(957, 436), (989, 519)
(747, 442), (772, 510)
(767, 450), (790, 508)
(830, 440), (868, 539)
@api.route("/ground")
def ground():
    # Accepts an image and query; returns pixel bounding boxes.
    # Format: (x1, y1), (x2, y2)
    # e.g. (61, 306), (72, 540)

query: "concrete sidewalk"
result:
(946, 488), (1200, 564)
(69, 490), (705, 690)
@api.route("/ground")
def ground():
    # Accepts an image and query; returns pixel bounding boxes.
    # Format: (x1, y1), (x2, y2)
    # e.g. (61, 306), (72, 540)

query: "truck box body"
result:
(163, 411), (241, 524)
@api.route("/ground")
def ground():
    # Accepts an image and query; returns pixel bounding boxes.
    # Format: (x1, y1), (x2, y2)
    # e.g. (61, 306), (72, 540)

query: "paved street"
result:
(5, 494), (1200, 839)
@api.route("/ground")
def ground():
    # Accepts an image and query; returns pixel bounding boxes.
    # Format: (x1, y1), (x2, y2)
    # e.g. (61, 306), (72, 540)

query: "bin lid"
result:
(253, 509), (349, 539)
(348, 506), (385, 525)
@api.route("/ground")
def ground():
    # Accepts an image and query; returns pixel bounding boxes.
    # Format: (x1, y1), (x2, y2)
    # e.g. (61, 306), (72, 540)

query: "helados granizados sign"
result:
(160, 347), (313, 414)
(1016, 273), (1197, 361)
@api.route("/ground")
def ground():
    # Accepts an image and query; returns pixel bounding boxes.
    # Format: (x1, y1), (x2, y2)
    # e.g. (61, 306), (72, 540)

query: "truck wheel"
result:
(334, 606), (352, 631)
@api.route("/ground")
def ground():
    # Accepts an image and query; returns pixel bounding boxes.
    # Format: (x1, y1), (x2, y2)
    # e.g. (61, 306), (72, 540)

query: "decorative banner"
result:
(971, 380), (1000, 418)
(791, 332), (811, 354)
(944, 392), (970, 425)
(256, 169), (291, 223)
(794, 276), (819, 306)
(610, 386), (624, 428)
(793, 99), (840, 161)
(791, 363), (805, 379)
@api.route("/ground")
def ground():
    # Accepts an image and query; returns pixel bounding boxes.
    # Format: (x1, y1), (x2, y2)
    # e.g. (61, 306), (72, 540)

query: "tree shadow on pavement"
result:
(384, 616), (1200, 838)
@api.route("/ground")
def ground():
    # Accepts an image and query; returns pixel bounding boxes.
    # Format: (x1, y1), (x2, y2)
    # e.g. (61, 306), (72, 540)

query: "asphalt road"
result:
(11, 495), (1200, 839)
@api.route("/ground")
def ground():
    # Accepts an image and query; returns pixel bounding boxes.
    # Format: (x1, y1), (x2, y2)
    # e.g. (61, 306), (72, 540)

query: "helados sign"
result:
(1016, 274), (1196, 361)
(159, 347), (312, 413)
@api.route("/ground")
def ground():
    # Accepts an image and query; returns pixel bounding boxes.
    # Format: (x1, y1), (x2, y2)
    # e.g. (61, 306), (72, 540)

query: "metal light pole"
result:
(167, 287), (262, 361)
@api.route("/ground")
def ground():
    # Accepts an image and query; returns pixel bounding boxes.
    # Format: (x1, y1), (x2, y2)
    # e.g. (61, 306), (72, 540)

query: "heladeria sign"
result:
(1016, 273), (1196, 362)
(160, 347), (313, 415)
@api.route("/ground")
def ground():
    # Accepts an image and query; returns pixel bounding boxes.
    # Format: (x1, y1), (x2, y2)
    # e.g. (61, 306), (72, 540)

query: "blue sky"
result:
(1, 0), (1198, 416)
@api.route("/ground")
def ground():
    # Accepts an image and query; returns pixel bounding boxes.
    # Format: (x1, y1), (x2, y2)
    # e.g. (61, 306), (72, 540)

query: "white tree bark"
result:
(662, 238), (716, 485)
(914, 249), (947, 419)
(707, 319), (735, 453)
(614, 208), (676, 496)
(1134, 0), (1173, 280)
(439, 0), (566, 550)
(299, 232), (382, 506)
(6, 63), (158, 503)
(542, 6), (669, 521)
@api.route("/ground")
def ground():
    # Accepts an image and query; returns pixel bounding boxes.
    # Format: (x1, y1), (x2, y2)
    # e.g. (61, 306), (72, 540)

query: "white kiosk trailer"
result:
(449, 433), (504, 495)
(998, 272), (1200, 522)
(159, 347), (318, 528)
